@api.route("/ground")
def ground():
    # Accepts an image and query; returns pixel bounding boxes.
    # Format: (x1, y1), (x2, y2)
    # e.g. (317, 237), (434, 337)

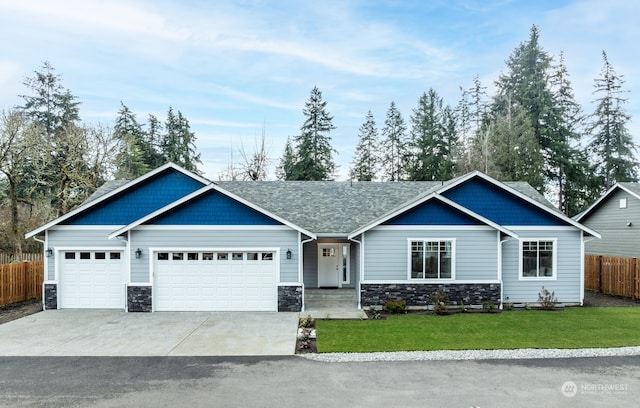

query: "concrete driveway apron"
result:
(0, 310), (299, 356)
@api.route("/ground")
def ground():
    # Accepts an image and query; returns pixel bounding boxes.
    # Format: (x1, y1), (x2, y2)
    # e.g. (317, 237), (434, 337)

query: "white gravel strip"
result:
(300, 346), (640, 362)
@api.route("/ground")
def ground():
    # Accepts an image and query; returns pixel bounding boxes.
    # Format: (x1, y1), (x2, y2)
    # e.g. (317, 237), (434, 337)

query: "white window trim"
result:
(620, 197), (628, 209)
(407, 238), (456, 281)
(518, 238), (557, 281)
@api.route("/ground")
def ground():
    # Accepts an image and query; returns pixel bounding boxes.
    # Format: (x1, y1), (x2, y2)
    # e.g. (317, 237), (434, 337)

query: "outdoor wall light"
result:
(45, 248), (53, 258)
(286, 249), (292, 260)
(135, 248), (142, 259)
(627, 222), (633, 227)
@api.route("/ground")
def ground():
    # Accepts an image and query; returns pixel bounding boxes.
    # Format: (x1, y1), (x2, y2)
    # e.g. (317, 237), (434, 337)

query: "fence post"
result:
(598, 255), (603, 293)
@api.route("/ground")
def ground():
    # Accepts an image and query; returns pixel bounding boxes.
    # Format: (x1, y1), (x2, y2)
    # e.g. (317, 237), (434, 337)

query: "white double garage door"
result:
(58, 249), (278, 311)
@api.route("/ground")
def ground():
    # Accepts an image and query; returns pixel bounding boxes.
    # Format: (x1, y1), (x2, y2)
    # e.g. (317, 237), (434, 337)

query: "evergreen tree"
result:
(456, 76), (489, 173)
(161, 107), (202, 174)
(349, 111), (380, 181)
(489, 95), (544, 191)
(409, 89), (457, 180)
(380, 101), (408, 181)
(113, 103), (148, 179)
(588, 51), (638, 189)
(276, 137), (297, 180)
(144, 114), (165, 169)
(289, 87), (337, 180)
(547, 52), (589, 214)
(18, 61), (92, 216)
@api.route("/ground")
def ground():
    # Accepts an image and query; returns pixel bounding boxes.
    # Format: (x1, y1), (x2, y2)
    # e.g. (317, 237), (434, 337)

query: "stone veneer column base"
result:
(127, 286), (152, 312)
(361, 283), (501, 308)
(278, 286), (302, 312)
(44, 283), (57, 310)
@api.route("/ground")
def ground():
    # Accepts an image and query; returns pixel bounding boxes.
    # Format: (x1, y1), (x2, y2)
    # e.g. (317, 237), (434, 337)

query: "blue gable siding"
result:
(149, 190), (282, 225)
(441, 177), (566, 226)
(63, 170), (206, 225)
(384, 199), (483, 225)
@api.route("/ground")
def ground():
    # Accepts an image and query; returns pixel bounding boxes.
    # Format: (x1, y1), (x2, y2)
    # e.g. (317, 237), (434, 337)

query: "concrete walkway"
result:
(0, 310), (299, 356)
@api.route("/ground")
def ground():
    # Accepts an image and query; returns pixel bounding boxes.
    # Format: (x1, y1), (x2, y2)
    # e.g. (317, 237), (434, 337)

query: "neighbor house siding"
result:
(501, 228), (582, 303)
(581, 189), (640, 257)
(130, 228), (300, 283)
(362, 227), (499, 281)
(46, 228), (127, 281)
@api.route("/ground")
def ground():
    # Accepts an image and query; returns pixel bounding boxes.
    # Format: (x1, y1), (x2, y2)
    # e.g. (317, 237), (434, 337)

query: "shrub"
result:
(383, 299), (407, 314)
(538, 286), (558, 310)
(482, 300), (496, 313)
(431, 289), (449, 315)
(299, 314), (315, 328)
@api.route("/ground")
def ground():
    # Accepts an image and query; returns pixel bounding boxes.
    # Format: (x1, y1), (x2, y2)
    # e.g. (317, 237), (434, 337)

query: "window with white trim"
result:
(521, 240), (555, 278)
(410, 240), (453, 279)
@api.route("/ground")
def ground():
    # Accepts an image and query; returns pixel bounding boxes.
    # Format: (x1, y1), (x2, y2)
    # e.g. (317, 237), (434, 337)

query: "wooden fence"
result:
(585, 255), (640, 300)
(0, 253), (43, 264)
(0, 261), (44, 306)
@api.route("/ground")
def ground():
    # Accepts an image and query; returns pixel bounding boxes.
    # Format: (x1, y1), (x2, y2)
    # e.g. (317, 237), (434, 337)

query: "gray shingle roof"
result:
(218, 181), (443, 234)
(84, 180), (130, 204)
(218, 179), (558, 234)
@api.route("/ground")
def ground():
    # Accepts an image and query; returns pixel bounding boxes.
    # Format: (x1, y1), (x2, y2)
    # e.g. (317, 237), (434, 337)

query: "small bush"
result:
(482, 300), (496, 313)
(538, 286), (558, 310)
(431, 289), (449, 315)
(503, 302), (513, 311)
(368, 307), (383, 320)
(383, 299), (407, 314)
(299, 314), (315, 328)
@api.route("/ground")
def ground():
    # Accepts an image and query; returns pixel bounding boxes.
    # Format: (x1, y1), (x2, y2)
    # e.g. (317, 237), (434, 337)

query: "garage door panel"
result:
(154, 250), (277, 311)
(59, 250), (125, 309)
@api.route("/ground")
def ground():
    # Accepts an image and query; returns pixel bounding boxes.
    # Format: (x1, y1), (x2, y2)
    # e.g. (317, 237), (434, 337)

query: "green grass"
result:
(316, 308), (640, 353)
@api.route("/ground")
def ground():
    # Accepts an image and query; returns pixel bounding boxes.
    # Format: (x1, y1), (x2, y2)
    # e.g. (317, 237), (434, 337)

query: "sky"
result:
(1, 0), (639, 181)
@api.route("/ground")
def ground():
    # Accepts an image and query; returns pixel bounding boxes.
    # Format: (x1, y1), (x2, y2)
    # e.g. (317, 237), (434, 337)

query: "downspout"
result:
(349, 234), (363, 309)
(32, 235), (47, 310)
(581, 236), (596, 306)
(299, 233), (315, 312)
(499, 234), (514, 310)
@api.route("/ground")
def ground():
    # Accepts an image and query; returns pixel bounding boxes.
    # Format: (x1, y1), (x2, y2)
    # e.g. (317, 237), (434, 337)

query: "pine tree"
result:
(547, 52), (589, 214)
(161, 107), (202, 174)
(492, 25), (552, 188)
(144, 114), (165, 169)
(18, 61), (90, 215)
(409, 89), (457, 180)
(489, 95), (544, 191)
(380, 101), (408, 181)
(349, 111), (380, 181)
(588, 51), (638, 189)
(113, 103), (149, 179)
(456, 76), (489, 173)
(289, 87), (337, 180)
(276, 137), (297, 180)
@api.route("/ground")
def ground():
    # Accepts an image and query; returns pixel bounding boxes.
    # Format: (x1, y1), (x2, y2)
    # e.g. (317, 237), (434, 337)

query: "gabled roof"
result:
(108, 183), (316, 240)
(575, 182), (640, 223)
(438, 171), (600, 237)
(218, 180), (442, 235)
(347, 193), (518, 239)
(25, 163), (210, 239)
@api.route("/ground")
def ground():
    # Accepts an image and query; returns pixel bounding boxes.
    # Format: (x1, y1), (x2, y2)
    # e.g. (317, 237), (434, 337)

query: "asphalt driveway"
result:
(0, 310), (299, 356)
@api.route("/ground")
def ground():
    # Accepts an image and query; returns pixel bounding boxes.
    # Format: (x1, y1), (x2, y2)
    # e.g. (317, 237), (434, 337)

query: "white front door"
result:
(318, 244), (340, 287)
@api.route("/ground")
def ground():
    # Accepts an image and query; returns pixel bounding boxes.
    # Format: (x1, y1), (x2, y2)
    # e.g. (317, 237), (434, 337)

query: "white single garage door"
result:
(154, 250), (277, 311)
(59, 250), (125, 309)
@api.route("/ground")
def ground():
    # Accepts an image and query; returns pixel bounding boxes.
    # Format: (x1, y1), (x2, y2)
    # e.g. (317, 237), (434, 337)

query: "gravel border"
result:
(300, 346), (640, 362)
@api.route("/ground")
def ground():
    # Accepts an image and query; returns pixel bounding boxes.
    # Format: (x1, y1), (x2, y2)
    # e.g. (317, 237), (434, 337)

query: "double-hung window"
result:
(410, 239), (454, 280)
(521, 239), (555, 278)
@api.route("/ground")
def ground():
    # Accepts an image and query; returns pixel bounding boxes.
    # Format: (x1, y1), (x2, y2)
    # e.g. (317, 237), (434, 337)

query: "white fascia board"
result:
(109, 183), (316, 240)
(436, 171), (600, 238)
(25, 162), (210, 239)
(576, 184), (640, 223)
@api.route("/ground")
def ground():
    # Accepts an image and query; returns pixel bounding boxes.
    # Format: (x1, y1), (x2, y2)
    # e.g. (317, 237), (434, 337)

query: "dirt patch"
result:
(583, 290), (640, 307)
(0, 298), (42, 325)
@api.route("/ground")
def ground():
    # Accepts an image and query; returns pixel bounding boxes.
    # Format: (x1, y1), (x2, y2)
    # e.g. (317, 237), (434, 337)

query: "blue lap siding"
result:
(62, 170), (205, 225)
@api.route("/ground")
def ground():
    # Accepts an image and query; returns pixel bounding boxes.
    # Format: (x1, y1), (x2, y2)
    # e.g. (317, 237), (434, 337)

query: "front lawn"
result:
(316, 307), (640, 353)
